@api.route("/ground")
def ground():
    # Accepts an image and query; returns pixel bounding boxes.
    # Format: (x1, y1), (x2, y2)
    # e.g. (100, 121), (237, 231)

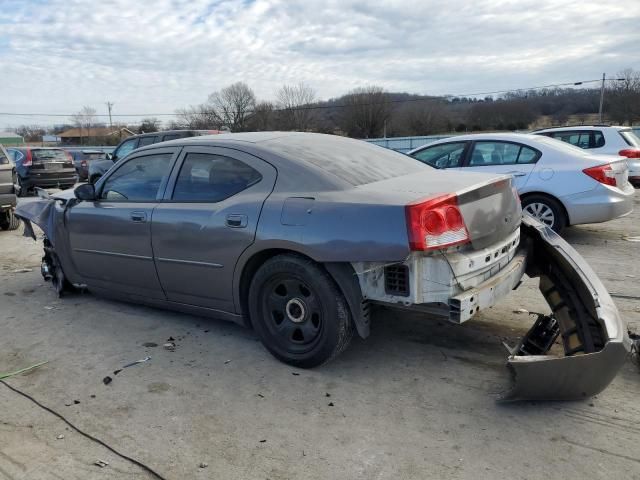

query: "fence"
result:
(364, 134), (456, 153)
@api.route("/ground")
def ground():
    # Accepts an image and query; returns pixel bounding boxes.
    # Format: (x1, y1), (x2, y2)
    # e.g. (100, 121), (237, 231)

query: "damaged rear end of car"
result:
(351, 174), (630, 401)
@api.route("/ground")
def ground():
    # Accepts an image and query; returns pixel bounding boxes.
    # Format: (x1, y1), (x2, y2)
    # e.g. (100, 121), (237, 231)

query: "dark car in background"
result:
(67, 149), (107, 181)
(7, 147), (78, 196)
(88, 130), (223, 183)
(0, 144), (19, 230)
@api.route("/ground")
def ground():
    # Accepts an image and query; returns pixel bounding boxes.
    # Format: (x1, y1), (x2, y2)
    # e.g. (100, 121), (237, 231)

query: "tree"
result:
(207, 82), (256, 132)
(13, 125), (46, 142)
(338, 86), (392, 138)
(174, 104), (221, 130)
(401, 99), (449, 136)
(137, 118), (161, 134)
(70, 106), (97, 145)
(247, 101), (275, 131)
(275, 82), (316, 130)
(607, 69), (640, 125)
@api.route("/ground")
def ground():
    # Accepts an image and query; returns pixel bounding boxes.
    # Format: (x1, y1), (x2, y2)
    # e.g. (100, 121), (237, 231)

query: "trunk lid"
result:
(356, 169), (521, 250)
(31, 149), (74, 171)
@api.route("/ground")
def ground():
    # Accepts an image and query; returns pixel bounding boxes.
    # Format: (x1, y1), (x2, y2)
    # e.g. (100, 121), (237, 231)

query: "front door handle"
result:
(225, 214), (248, 228)
(507, 171), (527, 177)
(130, 211), (147, 223)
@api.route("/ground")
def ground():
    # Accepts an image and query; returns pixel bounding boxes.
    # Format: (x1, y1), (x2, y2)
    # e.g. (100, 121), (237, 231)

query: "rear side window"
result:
(411, 142), (467, 168)
(469, 141), (540, 166)
(101, 153), (173, 201)
(172, 153), (262, 202)
(619, 130), (640, 147)
(550, 131), (604, 149)
(139, 136), (157, 147)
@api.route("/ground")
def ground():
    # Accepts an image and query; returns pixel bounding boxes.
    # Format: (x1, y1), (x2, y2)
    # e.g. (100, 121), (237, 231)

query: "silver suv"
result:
(534, 125), (640, 187)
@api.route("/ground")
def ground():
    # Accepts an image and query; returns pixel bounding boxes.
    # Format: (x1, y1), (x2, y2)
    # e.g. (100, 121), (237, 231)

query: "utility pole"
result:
(106, 101), (114, 128)
(598, 73), (605, 123)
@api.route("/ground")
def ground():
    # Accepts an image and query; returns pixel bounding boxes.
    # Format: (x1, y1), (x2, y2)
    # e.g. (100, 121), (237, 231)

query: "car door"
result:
(66, 147), (180, 299)
(151, 146), (277, 312)
(460, 141), (540, 189)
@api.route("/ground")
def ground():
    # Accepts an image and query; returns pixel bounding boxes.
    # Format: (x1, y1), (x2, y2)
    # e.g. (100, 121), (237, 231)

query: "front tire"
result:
(248, 254), (353, 368)
(0, 210), (20, 231)
(522, 194), (567, 232)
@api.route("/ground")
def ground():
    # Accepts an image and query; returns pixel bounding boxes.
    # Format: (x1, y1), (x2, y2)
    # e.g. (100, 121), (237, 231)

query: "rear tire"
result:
(522, 194), (567, 233)
(0, 210), (20, 231)
(248, 254), (353, 368)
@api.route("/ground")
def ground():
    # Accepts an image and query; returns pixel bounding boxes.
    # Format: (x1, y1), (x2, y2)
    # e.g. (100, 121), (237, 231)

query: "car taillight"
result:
(583, 164), (617, 187)
(81, 160), (87, 167)
(405, 194), (470, 251)
(23, 150), (32, 167)
(66, 151), (74, 162)
(619, 148), (640, 158)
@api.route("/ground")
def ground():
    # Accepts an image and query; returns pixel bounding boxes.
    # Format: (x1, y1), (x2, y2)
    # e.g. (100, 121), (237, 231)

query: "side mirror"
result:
(106, 152), (114, 161)
(75, 183), (96, 201)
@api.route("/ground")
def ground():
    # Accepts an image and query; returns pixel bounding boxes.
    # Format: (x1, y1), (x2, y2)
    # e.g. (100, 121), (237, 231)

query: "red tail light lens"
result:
(23, 149), (32, 167)
(405, 194), (470, 251)
(619, 149), (640, 158)
(583, 164), (617, 187)
(81, 160), (87, 167)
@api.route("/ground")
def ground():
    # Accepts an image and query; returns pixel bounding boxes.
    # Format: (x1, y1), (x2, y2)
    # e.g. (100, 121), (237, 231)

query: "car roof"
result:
(131, 129), (215, 138)
(417, 132), (543, 143)
(534, 125), (629, 132)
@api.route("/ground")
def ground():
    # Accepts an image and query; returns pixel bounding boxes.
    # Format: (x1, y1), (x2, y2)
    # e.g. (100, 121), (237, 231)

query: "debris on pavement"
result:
(94, 460), (109, 468)
(328, 402), (334, 407)
(143, 342), (158, 348)
(513, 308), (529, 314)
(291, 372), (300, 376)
(224, 359), (232, 364)
(12, 268), (32, 273)
(259, 439), (266, 443)
(102, 376), (112, 385)
(199, 462), (208, 469)
(57, 434), (65, 440)
(0, 361), (48, 380)
(163, 342), (176, 351)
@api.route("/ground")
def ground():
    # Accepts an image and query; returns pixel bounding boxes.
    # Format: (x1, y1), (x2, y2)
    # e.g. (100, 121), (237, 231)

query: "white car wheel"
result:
(523, 202), (555, 227)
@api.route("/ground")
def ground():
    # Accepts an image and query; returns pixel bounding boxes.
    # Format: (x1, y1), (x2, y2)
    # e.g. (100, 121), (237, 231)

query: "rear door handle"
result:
(507, 171), (527, 177)
(130, 211), (147, 223)
(225, 214), (248, 228)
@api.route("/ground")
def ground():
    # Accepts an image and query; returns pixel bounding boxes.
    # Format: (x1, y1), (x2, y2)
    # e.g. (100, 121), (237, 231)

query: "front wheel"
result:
(248, 254), (353, 368)
(0, 210), (20, 231)
(522, 194), (567, 233)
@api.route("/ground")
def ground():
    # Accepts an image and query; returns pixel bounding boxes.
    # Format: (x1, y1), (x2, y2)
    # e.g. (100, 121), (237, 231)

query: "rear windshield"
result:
(82, 152), (106, 160)
(619, 130), (640, 147)
(265, 135), (428, 186)
(32, 149), (69, 161)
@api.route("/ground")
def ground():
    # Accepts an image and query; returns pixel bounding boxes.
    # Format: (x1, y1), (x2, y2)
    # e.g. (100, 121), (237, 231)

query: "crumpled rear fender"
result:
(502, 215), (631, 401)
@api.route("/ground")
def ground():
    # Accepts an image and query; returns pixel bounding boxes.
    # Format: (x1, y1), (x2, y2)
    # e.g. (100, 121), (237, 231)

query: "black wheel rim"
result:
(261, 275), (323, 354)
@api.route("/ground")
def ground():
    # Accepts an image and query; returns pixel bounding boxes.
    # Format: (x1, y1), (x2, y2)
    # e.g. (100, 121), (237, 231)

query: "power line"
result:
(0, 77), (618, 120)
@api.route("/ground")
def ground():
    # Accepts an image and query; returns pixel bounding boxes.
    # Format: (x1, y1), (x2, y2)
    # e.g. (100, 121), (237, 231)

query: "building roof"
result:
(59, 127), (134, 137)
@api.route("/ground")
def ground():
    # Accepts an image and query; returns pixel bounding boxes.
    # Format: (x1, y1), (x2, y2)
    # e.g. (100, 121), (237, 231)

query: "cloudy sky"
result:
(1, 0), (639, 127)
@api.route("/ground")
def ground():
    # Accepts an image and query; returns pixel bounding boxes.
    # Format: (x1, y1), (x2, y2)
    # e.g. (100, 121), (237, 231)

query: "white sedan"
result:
(408, 133), (634, 231)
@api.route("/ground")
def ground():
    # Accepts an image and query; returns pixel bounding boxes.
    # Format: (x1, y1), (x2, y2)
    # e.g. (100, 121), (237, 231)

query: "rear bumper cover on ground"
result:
(502, 215), (631, 401)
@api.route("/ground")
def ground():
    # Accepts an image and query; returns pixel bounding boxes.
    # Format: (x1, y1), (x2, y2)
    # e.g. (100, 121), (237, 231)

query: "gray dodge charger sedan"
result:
(16, 132), (630, 401)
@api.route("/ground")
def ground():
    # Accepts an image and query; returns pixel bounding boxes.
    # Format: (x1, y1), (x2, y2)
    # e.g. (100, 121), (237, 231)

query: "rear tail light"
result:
(583, 164), (617, 187)
(405, 194), (470, 251)
(81, 160), (87, 167)
(619, 148), (640, 158)
(23, 149), (32, 167)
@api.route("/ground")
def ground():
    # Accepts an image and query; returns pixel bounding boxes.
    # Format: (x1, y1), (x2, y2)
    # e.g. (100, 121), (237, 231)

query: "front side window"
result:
(411, 142), (467, 168)
(172, 153), (262, 202)
(469, 141), (540, 166)
(114, 138), (138, 159)
(138, 136), (157, 147)
(162, 134), (180, 142)
(101, 153), (173, 201)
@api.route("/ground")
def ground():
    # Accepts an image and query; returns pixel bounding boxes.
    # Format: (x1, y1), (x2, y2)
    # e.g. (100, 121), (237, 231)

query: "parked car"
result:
(0, 145), (19, 230)
(6, 147), (78, 195)
(88, 130), (222, 184)
(408, 133), (634, 232)
(16, 132), (629, 401)
(534, 125), (640, 187)
(67, 149), (108, 181)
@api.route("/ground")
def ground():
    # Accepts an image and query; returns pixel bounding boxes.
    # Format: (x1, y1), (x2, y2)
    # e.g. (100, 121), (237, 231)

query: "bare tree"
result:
(13, 125), (47, 142)
(70, 106), (97, 145)
(137, 118), (162, 134)
(399, 99), (450, 136)
(248, 101), (275, 131)
(174, 104), (221, 130)
(338, 86), (392, 138)
(207, 82), (256, 132)
(275, 82), (316, 130)
(607, 68), (640, 125)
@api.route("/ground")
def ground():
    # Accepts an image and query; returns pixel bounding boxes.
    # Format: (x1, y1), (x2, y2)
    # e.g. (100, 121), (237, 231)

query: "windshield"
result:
(619, 130), (640, 148)
(32, 149), (69, 162)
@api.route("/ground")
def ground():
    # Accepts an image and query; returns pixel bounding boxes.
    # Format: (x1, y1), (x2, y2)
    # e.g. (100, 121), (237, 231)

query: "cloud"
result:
(0, 0), (638, 126)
